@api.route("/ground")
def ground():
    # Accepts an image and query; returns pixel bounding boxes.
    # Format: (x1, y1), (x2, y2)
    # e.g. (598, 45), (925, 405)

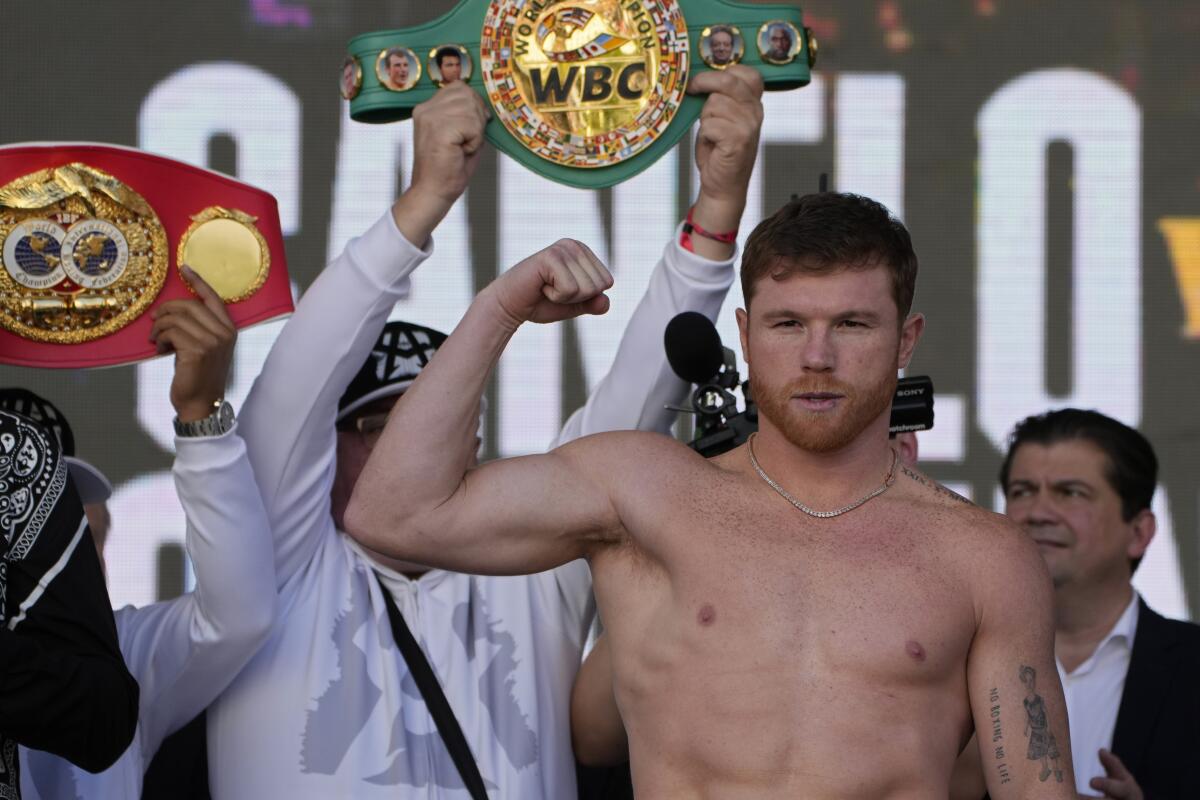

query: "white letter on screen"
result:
(977, 68), (1141, 448)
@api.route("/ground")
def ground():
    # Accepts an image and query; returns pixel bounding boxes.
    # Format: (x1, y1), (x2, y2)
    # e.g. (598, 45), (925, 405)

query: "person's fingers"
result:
(555, 240), (601, 296)
(699, 92), (762, 134)
(151, 299), (192, 319)
(150, 311), (211, 350)
(183, 298), (234, 340)
(180, 265), (235, 329)
(572, 253), (608, 297)
(1098, 749), (1132, 779)
(724, 64), (763, 97)
(687, 66), (763, 101)
(149, 311), (219, 351)
(581, 293), (609, 315)
(543, 253), (581, 303)
(441, 82), (488, 124)
(575, 243), (613, 294)
(1089, 775), (1134, 799)
(696, 118), (742, 151)
(570, 239), (608, 281)
(562, 239), (612, 297)
(469, 86), (492, 123)
(698, 93), (746, 124)
(152, 325), (199, 356)
(417, 83), (489, 147)
(722, 64), (764, 98)
(547, 294), (610, 322)
(462, 127), (485, 155)
(148, 311), (178, 342)
(688, 69), (741, 99)
(155, 296), (231, 341)
(451, 97), (489, 154)
(529, 240), (612, 308)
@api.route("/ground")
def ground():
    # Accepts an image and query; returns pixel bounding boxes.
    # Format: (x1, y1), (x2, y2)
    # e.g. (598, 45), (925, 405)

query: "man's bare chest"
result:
(612, 506), (978, 687)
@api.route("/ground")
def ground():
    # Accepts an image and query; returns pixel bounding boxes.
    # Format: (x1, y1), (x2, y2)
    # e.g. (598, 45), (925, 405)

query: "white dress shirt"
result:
(1056, 592), (1139, 796)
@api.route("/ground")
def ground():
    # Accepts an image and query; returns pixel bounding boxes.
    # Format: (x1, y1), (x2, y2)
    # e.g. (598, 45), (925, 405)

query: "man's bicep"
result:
(406, 437), (626, 575)
(966, 537), (1074, 799)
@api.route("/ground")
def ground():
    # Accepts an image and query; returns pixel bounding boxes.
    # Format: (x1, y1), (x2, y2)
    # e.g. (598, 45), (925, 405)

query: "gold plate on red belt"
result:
(177, 206), (271, 303)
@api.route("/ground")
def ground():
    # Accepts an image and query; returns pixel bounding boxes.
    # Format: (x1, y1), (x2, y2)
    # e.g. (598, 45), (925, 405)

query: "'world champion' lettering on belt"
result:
(535, 7), (630, 63)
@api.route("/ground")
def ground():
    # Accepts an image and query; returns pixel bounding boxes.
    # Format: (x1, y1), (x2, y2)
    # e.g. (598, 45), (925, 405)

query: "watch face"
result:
(218, 401), (235, 430)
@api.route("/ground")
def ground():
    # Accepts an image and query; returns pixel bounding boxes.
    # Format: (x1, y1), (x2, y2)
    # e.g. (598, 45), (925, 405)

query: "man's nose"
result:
(1010, 488), (1058, 526)
(800, 328), (835, 372)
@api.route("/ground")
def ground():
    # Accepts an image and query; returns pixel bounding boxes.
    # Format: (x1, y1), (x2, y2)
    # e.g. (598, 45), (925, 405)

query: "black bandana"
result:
(0, 389), (76, 459)
(0, 409), (69, 799)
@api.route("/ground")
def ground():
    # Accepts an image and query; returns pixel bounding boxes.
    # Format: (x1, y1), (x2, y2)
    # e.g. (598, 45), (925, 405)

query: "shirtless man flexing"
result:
(346, 192), (1076, 799)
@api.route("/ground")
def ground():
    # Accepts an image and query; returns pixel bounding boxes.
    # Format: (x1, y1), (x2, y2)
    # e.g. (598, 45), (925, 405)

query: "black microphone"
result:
(664, 311), (724, 384)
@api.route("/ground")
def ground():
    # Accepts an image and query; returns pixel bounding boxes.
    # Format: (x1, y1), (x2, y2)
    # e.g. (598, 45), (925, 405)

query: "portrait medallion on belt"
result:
(0, 164), (167, 343)
(481, 0), (690, 168)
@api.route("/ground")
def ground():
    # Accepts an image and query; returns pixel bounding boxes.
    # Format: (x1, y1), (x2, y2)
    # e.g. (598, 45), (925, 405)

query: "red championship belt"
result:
(0, 143), (293, 369)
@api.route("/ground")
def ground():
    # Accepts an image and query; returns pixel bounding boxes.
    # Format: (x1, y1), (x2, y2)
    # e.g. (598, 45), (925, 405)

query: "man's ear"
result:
(736, 307), (750, 366)
(898, 312), (925, 370)
(1127, 508), (1157, 562)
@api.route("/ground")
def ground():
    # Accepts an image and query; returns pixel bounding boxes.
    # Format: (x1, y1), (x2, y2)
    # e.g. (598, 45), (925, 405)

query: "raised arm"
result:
(238, 83), (487, 587)
(346, 239), (659, 574)
(966, 518), (1075, 800)
(554, 66), (762, 445)
(113, 274), (278, 756)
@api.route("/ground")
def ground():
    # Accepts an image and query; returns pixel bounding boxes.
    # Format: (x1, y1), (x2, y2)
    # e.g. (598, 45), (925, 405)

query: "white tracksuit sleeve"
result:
(114, 426), (276, 761)
(237, 211), (430, 589)
(553, 223), (737, 446)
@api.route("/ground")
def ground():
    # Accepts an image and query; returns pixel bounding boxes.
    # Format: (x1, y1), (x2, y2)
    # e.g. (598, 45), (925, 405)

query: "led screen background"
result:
(2, 0), (1198, 617)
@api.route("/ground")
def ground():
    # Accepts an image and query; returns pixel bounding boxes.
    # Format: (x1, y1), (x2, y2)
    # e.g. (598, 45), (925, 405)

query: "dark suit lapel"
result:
(1111, 599), (1180, 776)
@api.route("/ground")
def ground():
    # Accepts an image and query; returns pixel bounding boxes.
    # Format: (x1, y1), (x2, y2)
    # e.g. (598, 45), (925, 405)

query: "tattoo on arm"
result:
(900, 465), (972, 504)
(989, 687), (1012, 785)
(1017, 665), (1064, 784)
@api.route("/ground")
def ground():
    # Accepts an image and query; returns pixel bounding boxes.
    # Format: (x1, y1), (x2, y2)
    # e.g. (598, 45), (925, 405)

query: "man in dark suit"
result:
(997, 408), (1200, 799)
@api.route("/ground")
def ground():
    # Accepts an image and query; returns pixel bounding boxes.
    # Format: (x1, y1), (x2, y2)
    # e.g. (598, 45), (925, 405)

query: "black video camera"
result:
(664, 311), (935, 458)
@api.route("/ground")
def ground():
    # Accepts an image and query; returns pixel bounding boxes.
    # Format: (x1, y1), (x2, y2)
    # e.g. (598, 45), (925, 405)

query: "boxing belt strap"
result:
(345, 0), (814, 189)
(0, 143), (293, 369)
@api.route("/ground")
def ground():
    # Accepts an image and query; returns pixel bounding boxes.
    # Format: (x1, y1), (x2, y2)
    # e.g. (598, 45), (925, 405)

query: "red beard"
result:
(751, 371), (897, 453)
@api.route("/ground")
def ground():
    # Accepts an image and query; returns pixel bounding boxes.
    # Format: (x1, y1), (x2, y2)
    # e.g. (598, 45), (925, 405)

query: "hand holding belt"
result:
(344, 0), (814, 189)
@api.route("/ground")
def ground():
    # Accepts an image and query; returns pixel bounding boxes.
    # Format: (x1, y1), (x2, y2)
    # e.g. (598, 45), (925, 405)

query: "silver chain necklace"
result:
(747, 433), (898, 518)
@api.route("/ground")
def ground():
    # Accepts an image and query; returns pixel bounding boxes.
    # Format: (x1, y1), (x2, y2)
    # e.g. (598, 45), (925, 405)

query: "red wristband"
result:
(679, 206), (739, 253)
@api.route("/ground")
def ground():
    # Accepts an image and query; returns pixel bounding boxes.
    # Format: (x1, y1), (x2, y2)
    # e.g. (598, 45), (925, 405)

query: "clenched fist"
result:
(487, 239), (613, 328)
(410, 81), (491, 207)
(392, 81), (491, 247)
(684, 65), (764, 258)
(688, 65), (764, 211)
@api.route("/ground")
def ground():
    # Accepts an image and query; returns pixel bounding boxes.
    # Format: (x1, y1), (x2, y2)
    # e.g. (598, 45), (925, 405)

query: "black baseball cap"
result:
(336, 320), (449, 423)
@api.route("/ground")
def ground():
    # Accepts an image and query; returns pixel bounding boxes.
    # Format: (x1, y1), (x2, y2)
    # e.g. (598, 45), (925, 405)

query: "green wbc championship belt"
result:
(345, 0), (813, 189)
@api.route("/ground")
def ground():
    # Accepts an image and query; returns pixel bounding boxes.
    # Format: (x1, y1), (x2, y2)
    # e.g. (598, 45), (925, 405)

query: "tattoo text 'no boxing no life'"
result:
(990, 687), (1012, 785)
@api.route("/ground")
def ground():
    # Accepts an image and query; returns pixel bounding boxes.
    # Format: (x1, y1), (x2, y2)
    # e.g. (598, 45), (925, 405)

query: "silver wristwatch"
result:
(174, 399), (236, 438)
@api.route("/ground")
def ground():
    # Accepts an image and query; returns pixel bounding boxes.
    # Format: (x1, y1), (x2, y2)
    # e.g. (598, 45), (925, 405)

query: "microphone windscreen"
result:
(664, 311), (725, 384)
